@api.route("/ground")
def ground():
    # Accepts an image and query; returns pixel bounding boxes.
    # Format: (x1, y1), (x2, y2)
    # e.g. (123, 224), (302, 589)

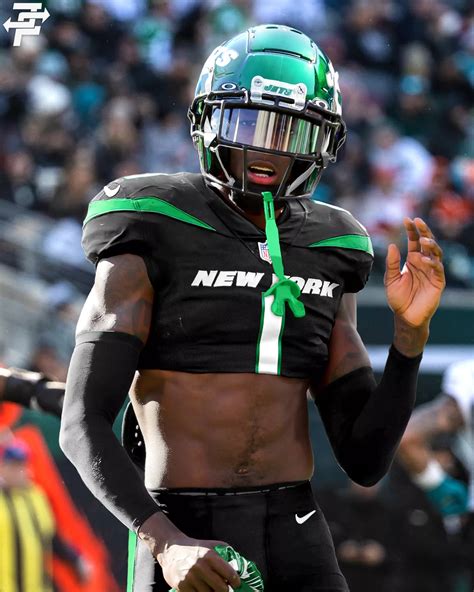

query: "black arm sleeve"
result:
(3, 369), (64, 418)
(314, 345), (422, 486)
(59, 331), (160, 532)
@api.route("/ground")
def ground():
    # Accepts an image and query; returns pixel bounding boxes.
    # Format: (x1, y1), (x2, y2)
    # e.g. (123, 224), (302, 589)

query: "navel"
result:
(235, 464), (250, 475)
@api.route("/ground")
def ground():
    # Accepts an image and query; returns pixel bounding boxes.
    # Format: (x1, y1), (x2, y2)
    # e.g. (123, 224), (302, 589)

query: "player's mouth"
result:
(247, 161), (278, 185)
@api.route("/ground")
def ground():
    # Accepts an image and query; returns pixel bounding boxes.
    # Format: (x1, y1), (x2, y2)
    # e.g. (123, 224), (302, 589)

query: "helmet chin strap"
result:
(261, 191), (305, 319)
(286, 161), (318, 195)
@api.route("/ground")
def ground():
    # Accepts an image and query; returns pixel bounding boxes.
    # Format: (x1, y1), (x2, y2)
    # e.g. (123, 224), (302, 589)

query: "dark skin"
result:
(76, 151), (445, 591)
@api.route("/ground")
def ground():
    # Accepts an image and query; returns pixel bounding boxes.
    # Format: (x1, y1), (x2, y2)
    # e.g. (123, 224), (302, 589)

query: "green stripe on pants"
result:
(127, 530), (137, 592)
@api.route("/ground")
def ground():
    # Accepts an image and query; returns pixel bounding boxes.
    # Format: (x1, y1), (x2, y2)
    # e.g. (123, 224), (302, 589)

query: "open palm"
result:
(385, 218), (446, 327)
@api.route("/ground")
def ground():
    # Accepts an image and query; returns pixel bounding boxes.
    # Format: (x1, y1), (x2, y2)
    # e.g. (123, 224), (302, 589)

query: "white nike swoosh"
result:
(295, 510), (316, 524)
(103, 184), (120, 197)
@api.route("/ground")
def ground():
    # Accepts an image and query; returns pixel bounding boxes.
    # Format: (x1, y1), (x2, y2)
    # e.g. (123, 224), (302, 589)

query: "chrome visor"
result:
(216, 107), (328, 155)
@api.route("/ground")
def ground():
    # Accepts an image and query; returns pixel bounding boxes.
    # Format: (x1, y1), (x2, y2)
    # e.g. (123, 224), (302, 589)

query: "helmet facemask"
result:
(189, 92), (346, 204)
(188, 25), (347, 204)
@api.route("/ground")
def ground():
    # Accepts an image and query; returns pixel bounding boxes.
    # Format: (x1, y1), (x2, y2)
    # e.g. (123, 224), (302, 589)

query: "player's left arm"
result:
(0, 367), (65, 418)
(311, 217), (446, 486)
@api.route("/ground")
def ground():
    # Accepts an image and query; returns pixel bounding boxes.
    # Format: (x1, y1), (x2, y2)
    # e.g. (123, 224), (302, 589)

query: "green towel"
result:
(169, 544), (264, 591)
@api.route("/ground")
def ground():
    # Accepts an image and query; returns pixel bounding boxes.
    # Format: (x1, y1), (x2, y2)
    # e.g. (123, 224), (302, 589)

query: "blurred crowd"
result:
(0, 3), (473, 590)
(0, 0), (472, 291)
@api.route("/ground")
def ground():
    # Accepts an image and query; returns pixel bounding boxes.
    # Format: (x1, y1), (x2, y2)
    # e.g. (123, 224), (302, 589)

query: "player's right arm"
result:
(60, 253), (239, 592)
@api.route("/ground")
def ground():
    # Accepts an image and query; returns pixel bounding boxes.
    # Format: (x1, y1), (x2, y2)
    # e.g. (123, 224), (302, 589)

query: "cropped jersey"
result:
(82, 173), (373, 380)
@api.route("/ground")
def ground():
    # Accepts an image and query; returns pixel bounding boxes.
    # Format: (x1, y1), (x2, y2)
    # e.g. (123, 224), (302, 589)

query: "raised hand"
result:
(385, 217), (445, 328)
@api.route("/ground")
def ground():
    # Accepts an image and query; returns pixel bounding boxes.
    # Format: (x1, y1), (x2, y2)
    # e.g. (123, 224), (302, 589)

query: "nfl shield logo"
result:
(258, 241), (272, 264)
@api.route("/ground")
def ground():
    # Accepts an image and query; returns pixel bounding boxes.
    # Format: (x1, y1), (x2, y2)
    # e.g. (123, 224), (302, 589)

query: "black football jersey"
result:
(82, 173), (373, 381)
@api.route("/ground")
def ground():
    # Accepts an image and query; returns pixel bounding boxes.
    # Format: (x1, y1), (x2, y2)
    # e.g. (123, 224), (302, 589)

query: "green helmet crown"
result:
(188, 24), (346, 200)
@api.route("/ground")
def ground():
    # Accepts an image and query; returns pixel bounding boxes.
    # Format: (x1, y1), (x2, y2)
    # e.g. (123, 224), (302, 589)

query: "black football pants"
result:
(128, 481), (349, 591)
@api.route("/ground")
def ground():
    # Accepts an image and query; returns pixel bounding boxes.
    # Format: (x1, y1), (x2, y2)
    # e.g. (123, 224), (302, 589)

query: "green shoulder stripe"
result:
(308, 234), (374, 256)
(83, 197), (216, 232)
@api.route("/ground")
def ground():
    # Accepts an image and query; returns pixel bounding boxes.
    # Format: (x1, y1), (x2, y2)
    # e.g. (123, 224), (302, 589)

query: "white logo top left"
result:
(3, 3), (50, 47)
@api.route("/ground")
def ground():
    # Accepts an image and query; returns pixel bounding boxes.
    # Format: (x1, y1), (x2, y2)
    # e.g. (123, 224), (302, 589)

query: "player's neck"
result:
(211, 185), (285, 230)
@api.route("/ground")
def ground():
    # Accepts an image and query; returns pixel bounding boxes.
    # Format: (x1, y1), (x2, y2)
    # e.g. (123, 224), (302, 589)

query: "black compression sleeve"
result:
(3, 369), (64, 418)
(60, 331), (160, 532)
(315, 345), (422, 486)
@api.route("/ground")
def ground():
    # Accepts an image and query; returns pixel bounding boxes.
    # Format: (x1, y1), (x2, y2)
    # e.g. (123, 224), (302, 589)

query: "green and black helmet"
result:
(188, 24), (346, 201)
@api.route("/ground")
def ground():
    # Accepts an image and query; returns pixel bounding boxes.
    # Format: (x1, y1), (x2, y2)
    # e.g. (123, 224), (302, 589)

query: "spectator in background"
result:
(0, 439), (91, 592)
(368, 122), (434, 199)
(141, 110), (199, 174)
(340, 1), (400, 104)
(344, 165), (415, 253)
(93, 98), (140, 183)
(133, 0), (174, 73)
(205, 0), (252, 52)
(29, 282), (81, 382)
(398, 358), (473, 516)
(420, 158), (474, 288)
(90, 0), (147, 23)
(393, 358), (474, 591)
(0, 382), (120, 591)
(1, 150), (40, 210)
(320, 481), (396, 592)
(387, 459), (472, 592)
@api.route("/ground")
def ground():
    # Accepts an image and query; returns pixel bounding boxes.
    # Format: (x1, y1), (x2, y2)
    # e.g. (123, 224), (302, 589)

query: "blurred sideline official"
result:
(0, 440), (89, 592)
(0, 367), (120, 592)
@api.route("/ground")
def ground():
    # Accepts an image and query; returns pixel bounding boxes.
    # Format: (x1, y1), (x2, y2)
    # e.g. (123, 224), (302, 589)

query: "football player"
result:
(60, 25), (445, 592)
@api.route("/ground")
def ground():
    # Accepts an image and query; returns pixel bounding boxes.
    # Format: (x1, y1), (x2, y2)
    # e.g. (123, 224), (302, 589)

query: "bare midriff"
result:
(130, 370), (313, 490)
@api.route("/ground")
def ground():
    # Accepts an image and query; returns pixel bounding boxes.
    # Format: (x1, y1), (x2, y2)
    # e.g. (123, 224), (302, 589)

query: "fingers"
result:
(421, 253), (446, 285)
(174, 565), (230, 592)
(404, 217), (444, 259)
(413, 217), (434, 239)
(207, 553), (240, 590)
(198, 567), (232, 592)
(403, 217), (436, 253)
(420, 236), (443, 260)
(417, 222), (445, 284)
(403, 217), (422, 253)
(384, 243), (401, 285)
(404, 217), (446, 287)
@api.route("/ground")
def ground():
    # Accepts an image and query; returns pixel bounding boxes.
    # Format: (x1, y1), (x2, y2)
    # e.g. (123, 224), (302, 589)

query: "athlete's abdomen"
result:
(130, 369), (314, 489)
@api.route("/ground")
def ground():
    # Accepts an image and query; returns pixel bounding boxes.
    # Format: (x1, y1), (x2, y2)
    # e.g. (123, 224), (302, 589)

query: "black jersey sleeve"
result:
(82, 178), (149, 265)
(342, 247), (373, 293)
(301, 201), (374, 294)
(328, 207), (374, 293)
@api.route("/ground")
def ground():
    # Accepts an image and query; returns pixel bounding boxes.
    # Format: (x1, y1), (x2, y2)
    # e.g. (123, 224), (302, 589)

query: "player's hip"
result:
(129, 481), (349, 591)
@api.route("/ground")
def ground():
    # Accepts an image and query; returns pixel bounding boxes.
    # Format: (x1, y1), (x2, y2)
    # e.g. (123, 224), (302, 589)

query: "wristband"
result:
(412, 460), (445, 490)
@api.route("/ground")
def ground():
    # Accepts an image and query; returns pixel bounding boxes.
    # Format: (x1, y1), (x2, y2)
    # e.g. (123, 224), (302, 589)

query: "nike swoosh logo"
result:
(103, 184), (120, 197)
(295, 510), (316, 524)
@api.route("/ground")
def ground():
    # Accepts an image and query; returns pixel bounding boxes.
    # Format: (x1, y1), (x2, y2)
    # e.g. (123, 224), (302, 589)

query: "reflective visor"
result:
(218, 108), (325, 155)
